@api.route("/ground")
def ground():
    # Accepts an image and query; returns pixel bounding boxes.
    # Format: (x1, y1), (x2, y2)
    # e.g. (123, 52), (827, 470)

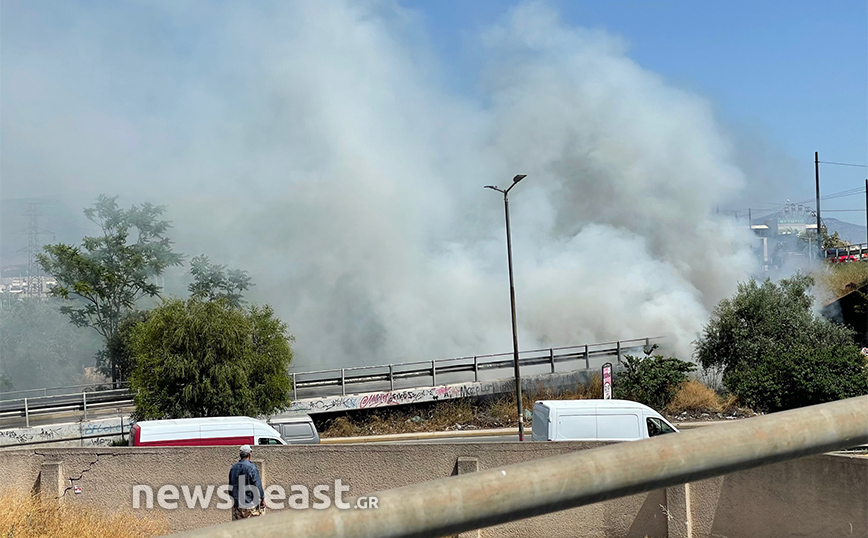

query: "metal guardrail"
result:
(0, 381), (128, 400)
(288, 337), (661, 400)
(0, 389), (133, 428)
(824, 243), (868, 261)
(171, 395), (868, 538)
(0, 337), (663, 424)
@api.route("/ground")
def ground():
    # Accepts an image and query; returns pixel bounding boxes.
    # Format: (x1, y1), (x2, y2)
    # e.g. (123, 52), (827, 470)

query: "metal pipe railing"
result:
(171, 395), (868, 538)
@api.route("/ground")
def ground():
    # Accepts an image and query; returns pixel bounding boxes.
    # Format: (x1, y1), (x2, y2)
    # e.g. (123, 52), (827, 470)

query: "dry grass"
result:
(816, 262), (868, 300)
(320, 375), (605, 437)
(318, 374), (757, 437)
(665, 380), (722, 414)
(0, 490), (167, 538)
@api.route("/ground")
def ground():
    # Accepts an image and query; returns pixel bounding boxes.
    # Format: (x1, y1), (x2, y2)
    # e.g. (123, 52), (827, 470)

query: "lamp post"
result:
(485, 174), (527, 441)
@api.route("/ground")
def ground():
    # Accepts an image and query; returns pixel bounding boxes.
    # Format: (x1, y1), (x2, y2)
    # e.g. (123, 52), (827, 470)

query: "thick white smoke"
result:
(1, 1), (757, 369)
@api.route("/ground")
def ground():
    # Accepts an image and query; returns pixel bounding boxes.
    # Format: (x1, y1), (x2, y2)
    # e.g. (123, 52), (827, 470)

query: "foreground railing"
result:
(171, 395), (868, 538)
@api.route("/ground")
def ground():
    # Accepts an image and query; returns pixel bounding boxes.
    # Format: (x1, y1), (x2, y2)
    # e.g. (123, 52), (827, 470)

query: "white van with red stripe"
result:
(130, 417), (287, 447)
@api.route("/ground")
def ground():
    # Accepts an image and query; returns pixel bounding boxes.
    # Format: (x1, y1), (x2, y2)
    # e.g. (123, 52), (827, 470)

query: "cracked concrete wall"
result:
(4, 443), (667, 536)
(0, 445), (863, 537)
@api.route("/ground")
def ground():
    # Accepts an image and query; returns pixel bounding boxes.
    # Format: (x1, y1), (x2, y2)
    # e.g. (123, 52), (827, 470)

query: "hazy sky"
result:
(1, 1), (865, 369)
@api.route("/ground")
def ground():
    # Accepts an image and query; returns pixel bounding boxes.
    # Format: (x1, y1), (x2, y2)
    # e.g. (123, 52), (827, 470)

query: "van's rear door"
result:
(531, 403), (552, 441)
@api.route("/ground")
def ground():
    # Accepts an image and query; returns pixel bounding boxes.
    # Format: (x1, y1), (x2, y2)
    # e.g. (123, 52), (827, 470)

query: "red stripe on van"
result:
(134, 435), (255, 447)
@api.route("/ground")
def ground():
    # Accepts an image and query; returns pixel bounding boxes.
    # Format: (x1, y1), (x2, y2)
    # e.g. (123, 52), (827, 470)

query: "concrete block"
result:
(38, 461), (63, 502)
(455, 457), (480, 538)
(456, 457), (479, 476)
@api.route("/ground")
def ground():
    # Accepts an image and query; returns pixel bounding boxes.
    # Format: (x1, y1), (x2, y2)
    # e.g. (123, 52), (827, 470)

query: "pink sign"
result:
(602, 362), (613, 399)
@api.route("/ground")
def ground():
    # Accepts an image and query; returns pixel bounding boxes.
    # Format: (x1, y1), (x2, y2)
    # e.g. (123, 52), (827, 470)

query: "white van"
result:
(130, 417), (287, 447)
(531, 399), (679, 442)
(267, 414), (320, 445)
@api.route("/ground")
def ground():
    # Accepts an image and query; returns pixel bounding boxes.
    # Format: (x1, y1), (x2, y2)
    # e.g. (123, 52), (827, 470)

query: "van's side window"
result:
(646, 417), (676, 437)
(280, 423), (314, 439)
(259, 437), (283, 445)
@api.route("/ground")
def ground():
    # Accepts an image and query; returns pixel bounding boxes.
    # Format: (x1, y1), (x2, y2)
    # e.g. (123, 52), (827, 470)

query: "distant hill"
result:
(824, 218), (867, 245)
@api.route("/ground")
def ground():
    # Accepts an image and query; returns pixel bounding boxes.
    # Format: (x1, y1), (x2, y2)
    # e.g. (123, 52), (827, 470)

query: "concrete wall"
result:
(0, 416), (131, 447)
(285, 369), (595, 415)
(2, 444), (864, 537)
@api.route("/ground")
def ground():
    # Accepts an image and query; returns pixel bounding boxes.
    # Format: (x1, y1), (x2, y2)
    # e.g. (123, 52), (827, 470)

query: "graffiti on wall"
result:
(0, 418), (132, 446)
(286, 378), (512, 415)
(284, 369), (593, 416)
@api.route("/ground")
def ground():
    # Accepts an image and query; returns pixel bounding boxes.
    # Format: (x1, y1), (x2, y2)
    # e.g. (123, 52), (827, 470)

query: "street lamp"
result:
(485, 174), (528, 441)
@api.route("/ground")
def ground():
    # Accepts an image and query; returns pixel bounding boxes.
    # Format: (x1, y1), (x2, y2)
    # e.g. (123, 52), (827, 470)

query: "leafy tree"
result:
(129, 298), (293, 419)
(696, 272), (863, 409)
(0, 297), (103, 390)
(188, 255), (253, 307)
(98, 310), (150, 382)
(725, 345), (868, 412)
(37, 195), (183, 382)
(696, 273), (855, 377)
(823, 230), (850, 249)
(616, 347), (696, 411)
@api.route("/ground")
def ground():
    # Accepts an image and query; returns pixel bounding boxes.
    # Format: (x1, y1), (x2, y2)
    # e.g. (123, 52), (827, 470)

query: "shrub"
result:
(724, 345), (868, 412)
(615, 351), (696, 411)
(129, 298), (293, 419)
(695, 273), (855, 378)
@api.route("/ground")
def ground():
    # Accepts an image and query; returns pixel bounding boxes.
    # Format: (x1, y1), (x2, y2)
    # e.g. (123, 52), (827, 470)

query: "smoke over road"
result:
(1, 2), (757, 369)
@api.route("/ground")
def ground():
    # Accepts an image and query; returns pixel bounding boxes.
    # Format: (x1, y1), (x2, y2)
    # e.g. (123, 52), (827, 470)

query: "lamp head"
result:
(513, 174), (527, 183)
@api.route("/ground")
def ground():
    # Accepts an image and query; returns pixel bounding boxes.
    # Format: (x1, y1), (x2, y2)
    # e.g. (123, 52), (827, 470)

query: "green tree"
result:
(188, 254), (253, 307)
(696, 272), (861, 409)
(129, 298), (293, 419)
(37, 195), (183, 383)
(725, 345), (868, 412)
(696, 273), (855, 376)
(98, 310), (150, 382)
(616, 347), (696, 411)
(0, 297), (103, 390)
(822, 230), (849, 249)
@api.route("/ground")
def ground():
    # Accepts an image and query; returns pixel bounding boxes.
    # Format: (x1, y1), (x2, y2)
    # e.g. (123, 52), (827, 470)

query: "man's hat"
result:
(239, 444), (252, 456)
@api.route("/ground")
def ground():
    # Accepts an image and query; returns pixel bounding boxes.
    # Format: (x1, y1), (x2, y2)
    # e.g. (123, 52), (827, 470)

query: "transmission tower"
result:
(21, 204), (53, 298)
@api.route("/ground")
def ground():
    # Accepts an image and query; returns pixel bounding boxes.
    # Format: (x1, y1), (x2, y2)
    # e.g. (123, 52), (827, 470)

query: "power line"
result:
(817, 160), (868, 168)
(792, 187), (865, 205)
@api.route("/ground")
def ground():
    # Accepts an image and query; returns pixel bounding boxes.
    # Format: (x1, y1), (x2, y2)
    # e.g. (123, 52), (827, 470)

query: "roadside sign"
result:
(602, 362), (613, 399)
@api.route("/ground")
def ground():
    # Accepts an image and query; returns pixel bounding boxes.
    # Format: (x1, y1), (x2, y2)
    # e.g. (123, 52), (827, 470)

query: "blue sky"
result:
(403, 0), (868, 222)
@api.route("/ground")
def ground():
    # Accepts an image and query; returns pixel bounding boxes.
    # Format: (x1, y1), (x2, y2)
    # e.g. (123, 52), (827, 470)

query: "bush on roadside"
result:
(724, 345), (868, 412)
(615, 351), (696, 411)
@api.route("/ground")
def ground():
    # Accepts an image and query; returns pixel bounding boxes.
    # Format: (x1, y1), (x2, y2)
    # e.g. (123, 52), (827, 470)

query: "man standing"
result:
(229, 444), (265, 520)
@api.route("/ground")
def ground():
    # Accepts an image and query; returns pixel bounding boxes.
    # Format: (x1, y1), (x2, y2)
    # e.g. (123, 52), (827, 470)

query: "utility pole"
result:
(864, 179), (867, 249)
(815, 152), (822, 260)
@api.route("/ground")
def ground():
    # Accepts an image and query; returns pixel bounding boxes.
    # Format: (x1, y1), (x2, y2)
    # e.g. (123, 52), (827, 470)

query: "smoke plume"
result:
(1, 1), (757, 369)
